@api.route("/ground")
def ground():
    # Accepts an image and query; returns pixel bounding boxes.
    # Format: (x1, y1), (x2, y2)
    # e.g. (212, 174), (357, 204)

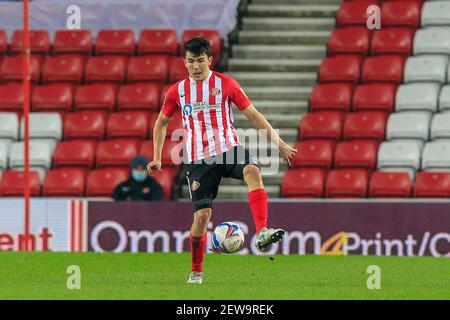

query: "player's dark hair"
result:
(183, 37), (213, 58)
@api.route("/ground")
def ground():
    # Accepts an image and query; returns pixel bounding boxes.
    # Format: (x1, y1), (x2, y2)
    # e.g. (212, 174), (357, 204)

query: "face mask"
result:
(132, 170), (147, 182)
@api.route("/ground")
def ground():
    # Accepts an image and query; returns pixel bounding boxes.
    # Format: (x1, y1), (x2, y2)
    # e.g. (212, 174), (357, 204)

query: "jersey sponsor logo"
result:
(183, 104), (193, 115)
(210, 88), (221, 96)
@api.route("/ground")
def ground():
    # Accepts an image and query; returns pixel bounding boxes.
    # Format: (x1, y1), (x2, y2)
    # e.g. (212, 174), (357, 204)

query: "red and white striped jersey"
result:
(161, 70), (252, 163)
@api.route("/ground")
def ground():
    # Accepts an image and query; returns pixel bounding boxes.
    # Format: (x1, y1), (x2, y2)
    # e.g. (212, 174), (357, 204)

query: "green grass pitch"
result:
(0, 252), (449, 300)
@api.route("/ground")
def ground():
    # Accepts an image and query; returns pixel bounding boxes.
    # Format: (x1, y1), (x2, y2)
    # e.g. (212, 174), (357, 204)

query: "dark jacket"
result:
(112, 176), (163, 201)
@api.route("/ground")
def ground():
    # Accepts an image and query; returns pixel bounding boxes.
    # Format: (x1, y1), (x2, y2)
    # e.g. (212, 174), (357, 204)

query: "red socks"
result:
(190, 233), (207, 272)
(248, 188), (268, 233)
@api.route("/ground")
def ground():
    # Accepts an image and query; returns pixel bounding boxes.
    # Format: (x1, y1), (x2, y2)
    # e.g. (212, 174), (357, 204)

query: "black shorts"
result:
(185, 145), (258, 212)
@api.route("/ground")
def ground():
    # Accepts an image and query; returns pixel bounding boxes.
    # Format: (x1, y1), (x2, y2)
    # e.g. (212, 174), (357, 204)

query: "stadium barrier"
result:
(0, 199), (449, 257)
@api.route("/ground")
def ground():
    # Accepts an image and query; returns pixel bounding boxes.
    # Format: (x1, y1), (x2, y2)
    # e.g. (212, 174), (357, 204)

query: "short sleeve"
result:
(161, 84), (179, 117)
(226, 76), (252, 111)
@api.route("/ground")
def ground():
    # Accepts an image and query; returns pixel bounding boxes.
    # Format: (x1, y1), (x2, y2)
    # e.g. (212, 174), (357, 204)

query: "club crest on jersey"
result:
(191, 181), (200, 191)
(210, 88), (221, 96)
(183, 104), (193, 115)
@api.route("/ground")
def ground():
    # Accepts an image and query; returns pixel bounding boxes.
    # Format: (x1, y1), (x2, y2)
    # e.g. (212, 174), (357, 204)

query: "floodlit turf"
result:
(0, 252), (449, 300)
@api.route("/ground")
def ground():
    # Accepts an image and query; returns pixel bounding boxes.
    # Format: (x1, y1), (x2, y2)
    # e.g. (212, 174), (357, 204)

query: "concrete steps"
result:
(245, 86), (312, 100)
(228, 59), (321, 72)
(226, 71), (317, 86)
(242, 17), (335, 31)
(247, 4), (339, 18)
(232, 44), (327, 60)
(245, 100), (308, 115)
(236, 127), (299, 144)
(239, 30), (331, 45)
(233, 113), (303, 129)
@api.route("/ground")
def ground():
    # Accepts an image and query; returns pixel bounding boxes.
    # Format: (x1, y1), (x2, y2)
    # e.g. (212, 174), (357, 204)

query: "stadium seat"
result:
(84, 56), (128, 83)
(299, 111), (345, 140)
(9, 140), (54, 169)
(309, 83), (353, 112)
(386, 111), (431, 141)
(127, 55), (170, 83)
(0, 112), (19, 141)
(362, 55), (406, 83)
(377, 140), (423, 172)
(371, 28), (415, 55)
(106, 111), (150, 139)
(19, 113), (62, 141)
(160, 84), (171, 106)
(291, 140), (335, 169)
(117, 83), (160, 112)
(431, 112), (450, 140)
(53, 30), (93, 55)
(318, 55), (362, 83)
(42, 54), (86, 83)
(11, 30), (50, 54)
(325, 169), (369, 198)
(343, 111), (387, 141)
(369, 171), (412, 198)
(0, 30), (7, 54)
(421, 1), (450, 27)
(421, 141), (450, 171)
(0, 55), (43, 83)
(337, 1), (381, 26)
(148, 109), (183, 137)
(32, 84), (75, 113)
(281, 168), (326, 198)
(139, 139), (183, 167)
(169, 57), (189, 83)
(151, 167), (177, 198)
(334, 140), (379, 170)
(438, 85), (450, 112)
(414, 171), (450, 197)
(413, 28), (450, 55)
(328, 27), (371, 56)
(138, 29), (178, 55)
(395, 83), (440, 112)
(95, 29), (135, 55)
(64, 111), (107, 140)
(0, 140), (9, 170)
(43, 168), (86, 197)
(181, 30), (221, 60)
(404, 55), (448, 83)
(0, 170), (41, 197)
(86, 168), (129, 197)
(53, 140), (97, 169)
(0, 82), (24, 113)
(381, 0), (421, 28)
(75, 83), (118, 112)
(352, 83), (397, 112)
(96, 139), (141, 168)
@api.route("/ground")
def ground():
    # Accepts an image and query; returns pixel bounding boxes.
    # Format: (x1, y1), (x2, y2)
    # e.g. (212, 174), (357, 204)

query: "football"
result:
(212, 222), (245, 254)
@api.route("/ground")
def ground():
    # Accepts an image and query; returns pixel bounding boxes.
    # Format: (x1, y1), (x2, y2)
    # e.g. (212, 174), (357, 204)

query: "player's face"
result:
(184, 51), (212, 82)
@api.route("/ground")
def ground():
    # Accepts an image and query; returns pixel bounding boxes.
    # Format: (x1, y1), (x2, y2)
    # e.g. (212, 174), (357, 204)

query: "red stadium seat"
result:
(328, 27), (371, 55)
(0, 82), (25, 113)
(362, 55), (406, 83)
(138, 29), (178, 55)
(139, 139), (183, 167)
(310, 83), (353, 112)
(169, 57), (188, 83)
(325, 169), (369, 198)
(0, 30), (7, 54)
(299, 111), (345, 140)
(86, 168), (129, 197)
(75, 83), (118, 112)
(32, 83), (75, 112)
(106, 111), (150, 139)
(42, 54), (86, 83)
(117, 83), (160, 112)
(352, 83), (397, 112)
(334, 140), (379, 170)
(127, 55), (170, 83)
(0, 170), (41, 197)
(337, 1), (381, 26)
(96, 139), (141, 168)
(369, 171), (412, 198)
(181, 29), (221, 59)
(149, 111), (183, 137)
(371, 28), (415, 55)
(84, 56), (128, 83)
(43, 168), (87, 197)
(414, 172), (450, 198)
(151, 167), (177, 198)
(53, 140), (97, 169)
(11, 30), (50, 54)
(381, 1), (421, 28)
(53, 30), (93, 55)
(0, 55), (43, 82)
(64, 111), (107, 140)
(318, 55), (362, 83)
(95, 29), (135, 55)
(281, 169), (326, 198)
(343, 111), (387, 141)
(291, 140), (336, 169)
(160, 84), (171, 106)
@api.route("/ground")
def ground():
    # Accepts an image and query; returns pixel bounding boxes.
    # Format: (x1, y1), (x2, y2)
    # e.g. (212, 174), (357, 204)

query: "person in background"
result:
(113, 156), (163, 201)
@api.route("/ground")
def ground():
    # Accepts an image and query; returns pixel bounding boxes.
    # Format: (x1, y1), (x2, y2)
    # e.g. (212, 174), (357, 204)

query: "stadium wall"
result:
(0, 199), (449, 257)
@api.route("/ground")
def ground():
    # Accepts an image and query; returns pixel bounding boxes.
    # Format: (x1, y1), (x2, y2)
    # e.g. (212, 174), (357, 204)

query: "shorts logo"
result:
(191, 181), (200, 191)
(183, 104), (193, 115)
(210, 88), (221, 96)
